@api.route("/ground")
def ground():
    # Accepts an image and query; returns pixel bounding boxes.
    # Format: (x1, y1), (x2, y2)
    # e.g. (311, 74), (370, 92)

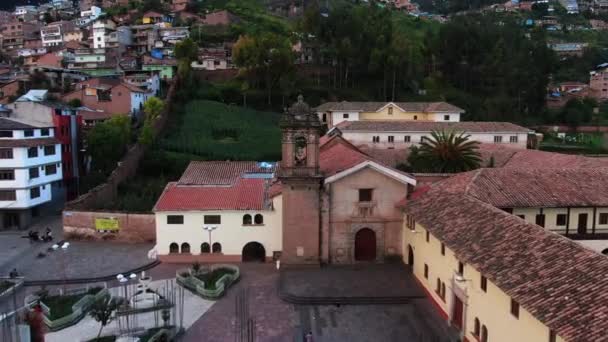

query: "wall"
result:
(155, 197), (282, 262)
(341, 131), (529, 149)
(402, 220), (565, 342)
(512, 207), (608, 235)
(62, 210), (155, 243)
(326, 167), (407, 263)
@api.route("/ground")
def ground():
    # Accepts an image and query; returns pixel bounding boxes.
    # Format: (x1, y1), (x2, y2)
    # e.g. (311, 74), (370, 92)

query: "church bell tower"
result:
(279, 95), (324, 264)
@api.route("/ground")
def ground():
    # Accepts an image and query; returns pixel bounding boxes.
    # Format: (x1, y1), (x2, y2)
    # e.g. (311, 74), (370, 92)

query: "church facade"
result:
(153, 97), (416, 264)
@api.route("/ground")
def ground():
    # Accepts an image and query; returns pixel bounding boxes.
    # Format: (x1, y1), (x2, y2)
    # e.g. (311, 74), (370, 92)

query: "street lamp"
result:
(52, 242), (70, 294)
(203, 226), (218, 250)
(116, 272), (138, 335)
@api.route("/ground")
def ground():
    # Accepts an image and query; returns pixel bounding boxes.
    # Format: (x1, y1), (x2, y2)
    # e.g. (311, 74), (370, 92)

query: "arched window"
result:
(180, 243), (190, 254)
(169, 243), (179, 254)
(602, 248), (608, 255)
(481, 325), (488, 342)
(474, 318), (480, 337)
(243, 214), (252, 225)
(212, 242), (222, 253)
(201, 242), (210, 253)
(254, 214), (263, 225)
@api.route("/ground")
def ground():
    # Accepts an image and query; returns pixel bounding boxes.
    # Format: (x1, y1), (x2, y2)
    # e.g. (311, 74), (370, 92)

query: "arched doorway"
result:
(242, 242), (266, 262)
(355, 228), (376, 261)
(408, 244), (414, 267)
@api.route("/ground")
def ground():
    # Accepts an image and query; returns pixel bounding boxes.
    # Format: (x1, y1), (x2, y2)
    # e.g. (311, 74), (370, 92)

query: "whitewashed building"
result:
(0, 117), (62, 229)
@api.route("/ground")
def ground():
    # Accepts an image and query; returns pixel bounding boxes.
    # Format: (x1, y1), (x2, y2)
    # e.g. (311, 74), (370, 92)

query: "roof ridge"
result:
(463, 169), (482, 196)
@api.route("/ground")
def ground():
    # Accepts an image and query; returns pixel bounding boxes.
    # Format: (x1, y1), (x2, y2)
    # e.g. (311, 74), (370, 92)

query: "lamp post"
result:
(116, 273), (137, 335)
(203, 226), (218, 251)
(52, 242), (70, 294)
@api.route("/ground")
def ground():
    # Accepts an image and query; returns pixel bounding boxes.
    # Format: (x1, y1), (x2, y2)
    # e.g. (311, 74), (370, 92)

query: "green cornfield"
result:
(160, 100), (282, 161)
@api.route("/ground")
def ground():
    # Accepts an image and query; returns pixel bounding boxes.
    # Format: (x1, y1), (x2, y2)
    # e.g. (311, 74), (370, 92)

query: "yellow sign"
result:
(95, 218), (119, 231)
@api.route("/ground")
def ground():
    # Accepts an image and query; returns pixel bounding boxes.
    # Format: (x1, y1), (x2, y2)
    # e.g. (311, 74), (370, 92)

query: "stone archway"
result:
(242, 242), (266, 262)
(355, 228), (376, 261)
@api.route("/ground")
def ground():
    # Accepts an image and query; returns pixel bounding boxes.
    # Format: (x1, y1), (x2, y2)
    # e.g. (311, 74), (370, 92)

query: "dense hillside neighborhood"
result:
(0, 1), (607, 342)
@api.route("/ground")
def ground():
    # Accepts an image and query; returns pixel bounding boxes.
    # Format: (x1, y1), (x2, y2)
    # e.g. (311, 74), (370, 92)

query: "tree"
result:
(174, 38), (199, 62)
(407, 130), (482, 173)
(139, 97), (164, 145)
(89, 295), (119, 340)
(87, 115), (131, 173)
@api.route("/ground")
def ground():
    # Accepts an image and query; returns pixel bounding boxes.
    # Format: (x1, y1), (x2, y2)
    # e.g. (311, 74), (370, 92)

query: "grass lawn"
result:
(0, 280), (14, 293)
(42, 287), (102, 320)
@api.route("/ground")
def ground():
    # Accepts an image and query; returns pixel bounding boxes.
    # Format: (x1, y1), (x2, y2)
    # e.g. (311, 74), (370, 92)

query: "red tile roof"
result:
(479, 144), (608, 168)
(154, 180), (267, 211)
(178, 161), (276, 185)
(403, 188), (608, 342)
(315, 101), (464, 113)
(436, 168), (608, 208)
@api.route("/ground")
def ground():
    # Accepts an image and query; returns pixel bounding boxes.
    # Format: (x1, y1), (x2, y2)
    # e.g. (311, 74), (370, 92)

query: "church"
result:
(152, 96), (416, 264)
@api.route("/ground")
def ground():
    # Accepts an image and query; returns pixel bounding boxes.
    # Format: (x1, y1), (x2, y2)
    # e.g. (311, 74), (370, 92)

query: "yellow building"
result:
(400, 170), (608, 342)
(316, 101), (465, 128)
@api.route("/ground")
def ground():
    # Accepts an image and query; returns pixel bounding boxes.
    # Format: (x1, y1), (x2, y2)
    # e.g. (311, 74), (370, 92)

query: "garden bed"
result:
(0, 280), (14, 293)
(40, 287), (109, 331)
(0, 278), (24, 300)
(177, 264), (240, 299)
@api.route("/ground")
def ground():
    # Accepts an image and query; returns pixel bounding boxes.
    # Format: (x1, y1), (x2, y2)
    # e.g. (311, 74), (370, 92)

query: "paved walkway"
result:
(280, 264), (425, 299)
(0, 215), (154, 281)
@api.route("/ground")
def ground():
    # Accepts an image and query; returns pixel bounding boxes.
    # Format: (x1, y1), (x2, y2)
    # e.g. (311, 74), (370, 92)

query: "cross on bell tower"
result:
(279, 95), (324, 265)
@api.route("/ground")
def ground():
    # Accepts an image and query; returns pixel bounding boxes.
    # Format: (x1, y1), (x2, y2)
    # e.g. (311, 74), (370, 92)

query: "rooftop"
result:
(402, 187), (608, 342)
(337, 120), (532, 133)
(315, 101), (464, 113)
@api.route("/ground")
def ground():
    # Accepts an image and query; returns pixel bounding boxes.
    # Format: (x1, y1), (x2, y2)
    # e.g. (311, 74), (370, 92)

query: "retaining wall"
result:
(63, 210), (155, 243)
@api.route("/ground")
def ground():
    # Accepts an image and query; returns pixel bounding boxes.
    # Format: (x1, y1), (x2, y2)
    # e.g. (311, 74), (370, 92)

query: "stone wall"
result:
(62, 210), (155, 243)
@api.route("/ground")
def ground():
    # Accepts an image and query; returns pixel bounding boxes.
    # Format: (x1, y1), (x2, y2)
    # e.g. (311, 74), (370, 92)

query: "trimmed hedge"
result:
(40, 287), (109, 331)
(176, 264), (240, 299)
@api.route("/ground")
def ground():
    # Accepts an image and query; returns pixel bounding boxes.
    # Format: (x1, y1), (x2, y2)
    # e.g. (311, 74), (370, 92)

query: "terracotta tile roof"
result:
(437, 168), (608, 208)
(403, 189), (608, 342)
(319, 134), (370, 177)
(0, 137), (59, 148)
(479, 144), (608, 169)
(315, 101), (464, 113)
(154, 180), (268, 211)
(337, 120), (531, 133)
(178, 161), (276, 185)
(0, 118), (38, 130)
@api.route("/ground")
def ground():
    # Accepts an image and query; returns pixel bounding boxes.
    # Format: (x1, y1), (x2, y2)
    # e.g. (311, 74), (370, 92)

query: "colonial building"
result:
(401, 174), (608, 342)
(316, 101), (465, 128)
(334, 120), (532, 149)
(153, 97), (417, 264)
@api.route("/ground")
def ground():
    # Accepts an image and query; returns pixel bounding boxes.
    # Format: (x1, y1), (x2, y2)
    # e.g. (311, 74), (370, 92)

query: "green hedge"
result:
(176, 264), (240, 299)
(40, 287), (109, 331)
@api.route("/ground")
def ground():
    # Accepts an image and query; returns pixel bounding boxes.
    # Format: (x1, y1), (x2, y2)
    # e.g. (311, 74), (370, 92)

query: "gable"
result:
(324, 160), (416, 186)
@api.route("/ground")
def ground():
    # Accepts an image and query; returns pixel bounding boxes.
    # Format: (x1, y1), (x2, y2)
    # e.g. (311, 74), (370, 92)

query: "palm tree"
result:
(408, 130), (482, 173)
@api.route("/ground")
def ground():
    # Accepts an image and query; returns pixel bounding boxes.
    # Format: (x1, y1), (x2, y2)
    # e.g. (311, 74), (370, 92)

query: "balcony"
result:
(353, 201), (377, 218)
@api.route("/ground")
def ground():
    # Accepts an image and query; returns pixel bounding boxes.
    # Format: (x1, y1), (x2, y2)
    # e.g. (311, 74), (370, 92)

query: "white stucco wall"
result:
(155, 196), (283, 257)
(341, 131), (529, 149)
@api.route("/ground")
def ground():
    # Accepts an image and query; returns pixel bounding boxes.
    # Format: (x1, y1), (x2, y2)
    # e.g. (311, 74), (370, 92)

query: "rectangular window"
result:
(29, 167), (39, 179)
(599, 213), (608, 225)
(0, 190), (16, 201)
(494, 136), (503, 143)
(43, 145), (55, 156)
(556, 214), (567, 226)
(424, 264), (429, 279)
(444, 115), (450, 121)
(204, 215), (221, 224)
(420, 136), (427, 143)
(0, 130), (13, 138)
(549, 330), (557, 342)
(440, 243), (445, 255)
(40, 128), (50, 136)
(536, 214), (545, 227)
(45, 164), (57, 175)
(30, 187), (40, 199)
(426, 230), (430, 242)
(510, 136), (518, 143)
(0, 169), (14, 180)
(404, 136), (411, 143)
(342, 113), (349, 119)
(359, 188), (373, 202)
(166, 215), (183, 224)
(24, 129), (33, 137)
(0, 148), (13, 159)
(372, 136), (380, 143)
(458, 262), (464, 275)
(28, 147), (38, 158)
(480, 275), (487, 292)
(388, 136), (394, 143)
(511, 299), (520, 318)
(388, 107), (393, 115)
